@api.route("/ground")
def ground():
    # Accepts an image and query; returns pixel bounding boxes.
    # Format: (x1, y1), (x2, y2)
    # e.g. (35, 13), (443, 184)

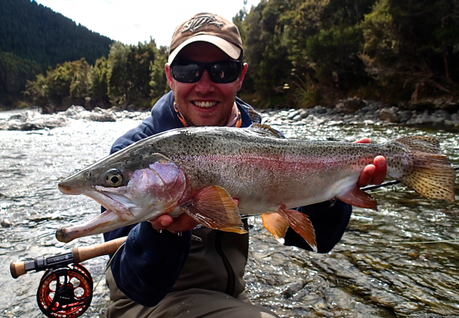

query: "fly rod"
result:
(10, 236), (126, 279)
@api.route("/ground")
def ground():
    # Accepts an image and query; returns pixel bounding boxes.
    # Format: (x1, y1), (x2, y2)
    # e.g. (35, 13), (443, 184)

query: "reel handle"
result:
(10, 236), (126, 278)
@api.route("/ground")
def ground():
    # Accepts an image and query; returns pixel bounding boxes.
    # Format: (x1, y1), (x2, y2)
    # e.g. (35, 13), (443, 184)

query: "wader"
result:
(106, 226), (279, 318)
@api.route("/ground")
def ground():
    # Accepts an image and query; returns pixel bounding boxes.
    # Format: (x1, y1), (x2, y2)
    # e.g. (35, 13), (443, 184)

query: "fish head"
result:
(56, 152), (189, 242)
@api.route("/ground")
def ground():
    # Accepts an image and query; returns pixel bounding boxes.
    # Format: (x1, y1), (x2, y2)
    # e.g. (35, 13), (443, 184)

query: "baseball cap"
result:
(168, 13), (243, 64)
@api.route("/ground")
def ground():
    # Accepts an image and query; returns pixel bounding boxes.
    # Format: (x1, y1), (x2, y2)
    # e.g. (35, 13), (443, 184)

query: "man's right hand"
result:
(149, 214), (198, 234)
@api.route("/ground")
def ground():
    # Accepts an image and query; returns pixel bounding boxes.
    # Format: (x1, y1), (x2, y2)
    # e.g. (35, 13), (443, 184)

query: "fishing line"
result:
(91, 239), (127, 292)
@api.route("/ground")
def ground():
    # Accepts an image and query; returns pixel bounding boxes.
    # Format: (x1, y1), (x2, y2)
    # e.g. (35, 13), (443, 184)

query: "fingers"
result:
(148, 198), (239, 235)
(355, 137), (371, 144)
(149, 213), (198, 234)
(357, 164), (375, 187)
(372, 155), (387, 185)
(354, 138), (387, 187)
(357, 155), (387, 187)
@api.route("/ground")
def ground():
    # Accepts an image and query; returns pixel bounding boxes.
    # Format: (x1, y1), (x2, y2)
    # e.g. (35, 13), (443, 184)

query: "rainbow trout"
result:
(56, 124), (456, 251)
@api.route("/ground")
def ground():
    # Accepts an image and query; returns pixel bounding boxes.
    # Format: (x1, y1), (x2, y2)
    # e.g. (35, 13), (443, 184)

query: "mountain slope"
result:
(0, 0), (113, 70)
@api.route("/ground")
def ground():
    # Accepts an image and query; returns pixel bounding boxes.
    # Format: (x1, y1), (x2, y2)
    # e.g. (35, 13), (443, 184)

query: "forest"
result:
(0, 0), (112, 107)
(1, 0), (458, 111)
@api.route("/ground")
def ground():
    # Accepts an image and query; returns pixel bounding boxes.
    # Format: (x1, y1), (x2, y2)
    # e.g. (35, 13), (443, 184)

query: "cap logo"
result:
(181, 14), (223, 33)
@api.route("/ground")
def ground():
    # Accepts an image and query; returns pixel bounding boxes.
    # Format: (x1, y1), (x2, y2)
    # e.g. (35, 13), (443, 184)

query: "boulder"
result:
(379, 107), (400, 123)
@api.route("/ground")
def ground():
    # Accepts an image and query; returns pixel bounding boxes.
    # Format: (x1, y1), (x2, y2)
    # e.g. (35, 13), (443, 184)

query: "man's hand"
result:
(355, 138), (387, 187)
(148, 198), (240, 234)
(149, 214), (198, 234)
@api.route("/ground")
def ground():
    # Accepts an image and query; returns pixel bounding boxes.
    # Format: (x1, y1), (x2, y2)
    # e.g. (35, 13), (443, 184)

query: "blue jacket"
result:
(105, 91), (352, 306)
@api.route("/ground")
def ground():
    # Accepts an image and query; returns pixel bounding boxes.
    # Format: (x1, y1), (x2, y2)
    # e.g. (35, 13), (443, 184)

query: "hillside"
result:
(0, 0), (114, 106)
(0, 0), (113, 70)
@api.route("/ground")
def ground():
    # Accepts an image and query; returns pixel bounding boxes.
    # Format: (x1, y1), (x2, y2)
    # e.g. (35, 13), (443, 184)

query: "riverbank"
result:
(1, 98), (459, 131)
(260, 98), (459, 128)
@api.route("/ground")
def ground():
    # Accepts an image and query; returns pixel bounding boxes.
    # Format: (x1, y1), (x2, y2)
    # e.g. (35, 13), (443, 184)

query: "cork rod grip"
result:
(72, 237), (127, 263)
(10, 261), (27, 279)
(10, 237), (127, 279)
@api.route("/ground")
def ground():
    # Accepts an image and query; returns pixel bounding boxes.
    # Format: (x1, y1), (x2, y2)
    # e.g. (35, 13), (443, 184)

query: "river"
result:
(0, 110), (458, 317)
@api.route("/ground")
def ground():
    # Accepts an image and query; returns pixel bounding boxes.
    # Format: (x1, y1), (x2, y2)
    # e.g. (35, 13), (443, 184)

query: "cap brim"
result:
(168, 34), (241, 64)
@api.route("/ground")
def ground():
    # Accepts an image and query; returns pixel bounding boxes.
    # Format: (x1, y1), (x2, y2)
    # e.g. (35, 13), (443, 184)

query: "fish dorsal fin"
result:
(395, 136), (441, 154)
(248, 123), (283, 138)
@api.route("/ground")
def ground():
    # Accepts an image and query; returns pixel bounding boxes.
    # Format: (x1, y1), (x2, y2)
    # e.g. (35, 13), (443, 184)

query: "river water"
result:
(0, 110), (458, 317)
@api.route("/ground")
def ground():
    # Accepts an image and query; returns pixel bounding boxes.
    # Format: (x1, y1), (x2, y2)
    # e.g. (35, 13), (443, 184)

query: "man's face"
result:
(165, 42), (247, 127)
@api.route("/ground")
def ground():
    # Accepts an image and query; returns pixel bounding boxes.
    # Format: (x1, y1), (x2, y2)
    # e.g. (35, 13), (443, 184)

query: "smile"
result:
(193, 101), (218, 108)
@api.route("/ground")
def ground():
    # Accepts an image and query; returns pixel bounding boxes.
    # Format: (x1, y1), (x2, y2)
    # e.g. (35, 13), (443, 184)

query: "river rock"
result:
(379, 107), (400, 123)
(406, 109), (451, 125)
(282, 279), (306, 298)
(64, 105), (116, 122)
(1, 110), (69, 130)
(335, 98), (365, 114)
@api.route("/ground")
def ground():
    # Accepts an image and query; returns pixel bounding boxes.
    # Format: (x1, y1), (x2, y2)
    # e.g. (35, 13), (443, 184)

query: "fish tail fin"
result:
(395, 136), (455, 201)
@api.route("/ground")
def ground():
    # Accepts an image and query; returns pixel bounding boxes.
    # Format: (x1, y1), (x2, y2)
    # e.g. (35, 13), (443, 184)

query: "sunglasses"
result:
(170, 60), (242, 84)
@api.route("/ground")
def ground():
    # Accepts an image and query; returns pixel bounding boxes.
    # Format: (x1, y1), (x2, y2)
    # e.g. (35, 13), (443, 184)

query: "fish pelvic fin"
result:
(261, 212), (289, 239)
(185, 185), (246, 234)
(338, 186), (378, 210)
(395, 136), (455, 201)
(277, 206), (317, 253)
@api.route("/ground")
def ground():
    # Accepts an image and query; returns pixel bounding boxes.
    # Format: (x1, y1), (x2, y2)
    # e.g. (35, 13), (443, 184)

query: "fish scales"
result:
(55, 124), (455, 248)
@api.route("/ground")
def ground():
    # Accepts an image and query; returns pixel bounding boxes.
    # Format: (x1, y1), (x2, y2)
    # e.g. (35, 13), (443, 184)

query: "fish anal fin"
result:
(185, 186), (246, 234)
(262, 213), (289, 239)
(338, 186), (378, 210)
(277, 206), (317, 253)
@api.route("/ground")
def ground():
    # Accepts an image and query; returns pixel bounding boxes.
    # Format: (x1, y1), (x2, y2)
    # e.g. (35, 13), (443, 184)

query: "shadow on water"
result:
(0, 113), (458, 317)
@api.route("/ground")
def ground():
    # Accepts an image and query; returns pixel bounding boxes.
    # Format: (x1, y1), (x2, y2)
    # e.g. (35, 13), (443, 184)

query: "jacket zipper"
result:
(215, 231), (235, 296)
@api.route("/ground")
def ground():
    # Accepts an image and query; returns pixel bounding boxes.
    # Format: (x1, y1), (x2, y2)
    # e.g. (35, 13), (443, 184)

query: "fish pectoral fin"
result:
(262, 212), (289, 239)
(185, 185), (246, 234)
(150, 152), (174, 164)
(276, 206), (317, 253)
(338, 186), (378, 210)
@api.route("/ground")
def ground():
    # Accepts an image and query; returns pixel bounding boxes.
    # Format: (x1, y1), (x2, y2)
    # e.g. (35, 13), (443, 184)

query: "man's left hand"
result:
(355, 138), (387, 187)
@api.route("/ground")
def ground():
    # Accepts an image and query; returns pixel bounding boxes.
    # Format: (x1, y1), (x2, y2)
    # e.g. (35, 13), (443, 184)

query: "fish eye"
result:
(104, 169), (123, 186)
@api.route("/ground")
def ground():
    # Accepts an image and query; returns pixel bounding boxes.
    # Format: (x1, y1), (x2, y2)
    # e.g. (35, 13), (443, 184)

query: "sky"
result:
(34, 0), (261, 47)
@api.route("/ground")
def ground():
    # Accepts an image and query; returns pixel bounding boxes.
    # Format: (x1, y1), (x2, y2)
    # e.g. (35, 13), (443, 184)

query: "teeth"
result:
(194, 101), (217, 108)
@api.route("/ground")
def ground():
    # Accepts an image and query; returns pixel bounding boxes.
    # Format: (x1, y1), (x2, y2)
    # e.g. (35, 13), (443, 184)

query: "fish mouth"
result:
(55, 186), (140, 243)
(58, 182), (82, 195)
(64, 185), (136, 221)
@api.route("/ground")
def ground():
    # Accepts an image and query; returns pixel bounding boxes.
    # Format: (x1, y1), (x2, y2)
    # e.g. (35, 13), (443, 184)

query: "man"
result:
(104, 13), (387, 318)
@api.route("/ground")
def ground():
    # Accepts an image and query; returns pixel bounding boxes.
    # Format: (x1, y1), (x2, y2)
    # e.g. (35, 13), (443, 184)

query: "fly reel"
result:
(10, 237), (126, 318)
(37, 263), (93, 318)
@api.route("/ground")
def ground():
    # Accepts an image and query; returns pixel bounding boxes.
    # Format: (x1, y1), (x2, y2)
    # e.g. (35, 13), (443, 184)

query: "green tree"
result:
(69, 59), (92, 106)
(243, 0), (292, 102)
(150, 45), (169, 101)
(91, 57), (110, 108)
(360, 0), (459, 101)
(107, 40), (165, 107)
(25, 73), (49, 108)
(0, 50), (40, 106)
(107, 41), (131, 105)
